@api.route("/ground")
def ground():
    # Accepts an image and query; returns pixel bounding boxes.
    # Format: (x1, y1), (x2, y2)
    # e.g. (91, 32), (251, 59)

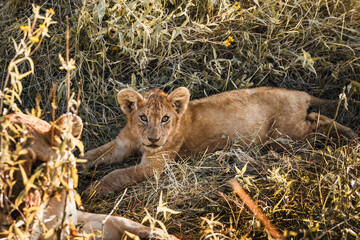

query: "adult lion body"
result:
(85, 87), (355, 194)
(0, 113), (176, 240)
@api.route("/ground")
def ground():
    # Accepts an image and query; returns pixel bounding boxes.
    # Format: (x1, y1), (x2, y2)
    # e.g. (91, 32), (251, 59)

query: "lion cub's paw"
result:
(85, 171), (132, 196)
(84, 181), (113, 197)
(151, 228), (180, 240)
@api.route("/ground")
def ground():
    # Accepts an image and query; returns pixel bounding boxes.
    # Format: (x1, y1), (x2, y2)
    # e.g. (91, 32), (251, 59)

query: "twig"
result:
(101, 188), (128, 240)
(316, 211), (360, 239)
(0, 51), (20, 115)
(66, 16), (71, 113)
(75, 81), (81, 115)
(57, 191), (68, 240)
(323, 86), (346, 149)
(30, 15), (38, 34)
(3, 194), (26, 221)
(29, 37), (44, 56)
(50, 82), (57, 147)
(230, 179), (283, 240)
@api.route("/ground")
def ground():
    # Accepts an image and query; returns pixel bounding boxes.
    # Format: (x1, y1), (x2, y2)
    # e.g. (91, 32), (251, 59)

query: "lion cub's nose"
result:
(148, 136), (160, 143)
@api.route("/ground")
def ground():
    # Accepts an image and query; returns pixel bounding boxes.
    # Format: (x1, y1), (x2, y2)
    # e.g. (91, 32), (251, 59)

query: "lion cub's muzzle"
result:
(148, 136), (160, 143)
(143, 136), (164, 149)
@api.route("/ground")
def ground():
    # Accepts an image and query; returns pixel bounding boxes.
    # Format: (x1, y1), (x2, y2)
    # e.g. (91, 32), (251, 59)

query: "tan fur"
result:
(1, 112), (177, 240)
(85, 87), (356, 194)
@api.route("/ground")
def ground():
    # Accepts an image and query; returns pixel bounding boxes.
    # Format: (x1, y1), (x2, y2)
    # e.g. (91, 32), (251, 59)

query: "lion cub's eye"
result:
(161, 116), (170, 123)
(139, 115), (148, 123)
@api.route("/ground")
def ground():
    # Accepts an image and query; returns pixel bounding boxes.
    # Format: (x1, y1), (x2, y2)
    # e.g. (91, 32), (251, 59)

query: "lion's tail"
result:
(309, 95), (336, 107)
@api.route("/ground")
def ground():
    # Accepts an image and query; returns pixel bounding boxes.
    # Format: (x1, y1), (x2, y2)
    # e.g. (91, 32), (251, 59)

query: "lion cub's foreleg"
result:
(88, 152), (173, 195)
(84, 132), (134, 169)
(77, 210), (178, 239)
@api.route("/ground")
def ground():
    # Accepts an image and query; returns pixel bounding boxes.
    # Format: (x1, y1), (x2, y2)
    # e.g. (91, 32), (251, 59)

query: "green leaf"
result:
(351, 80), (360, 88)
(94, 0), (106, 23)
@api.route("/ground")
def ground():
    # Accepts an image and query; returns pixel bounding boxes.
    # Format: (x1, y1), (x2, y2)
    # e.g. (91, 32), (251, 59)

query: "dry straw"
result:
(1, 0), (359, 239)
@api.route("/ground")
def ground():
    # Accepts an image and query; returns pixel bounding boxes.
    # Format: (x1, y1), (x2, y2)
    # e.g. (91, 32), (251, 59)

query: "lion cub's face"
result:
(117, 87), (190, 152)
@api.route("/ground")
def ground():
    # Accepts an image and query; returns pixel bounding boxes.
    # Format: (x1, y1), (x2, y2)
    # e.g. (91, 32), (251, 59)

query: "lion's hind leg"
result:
(306, 112), (357, 140)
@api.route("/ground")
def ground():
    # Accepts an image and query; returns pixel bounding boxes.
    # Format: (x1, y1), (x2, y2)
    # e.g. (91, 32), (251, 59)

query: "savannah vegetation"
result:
(0, 0), (359, 239)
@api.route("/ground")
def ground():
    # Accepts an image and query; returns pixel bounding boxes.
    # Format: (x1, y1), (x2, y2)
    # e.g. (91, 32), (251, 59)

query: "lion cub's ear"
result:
(117, 89), (144, 114)
(167, 87), (190, 115)
(49, 113), (83, 140)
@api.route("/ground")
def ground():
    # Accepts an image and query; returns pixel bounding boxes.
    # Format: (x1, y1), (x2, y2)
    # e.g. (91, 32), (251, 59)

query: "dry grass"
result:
(80, 140), (360, 239)
(1, 0), (360, 239)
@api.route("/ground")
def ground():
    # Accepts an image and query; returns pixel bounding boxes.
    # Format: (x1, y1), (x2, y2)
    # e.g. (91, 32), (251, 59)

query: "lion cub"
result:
(85, 87), (356, 194)
(1, 113), (176, 239)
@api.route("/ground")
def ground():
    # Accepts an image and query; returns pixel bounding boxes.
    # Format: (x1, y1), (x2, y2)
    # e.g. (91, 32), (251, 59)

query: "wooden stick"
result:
(230, 179), (283, 240)
(66, 16), (70, 113)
